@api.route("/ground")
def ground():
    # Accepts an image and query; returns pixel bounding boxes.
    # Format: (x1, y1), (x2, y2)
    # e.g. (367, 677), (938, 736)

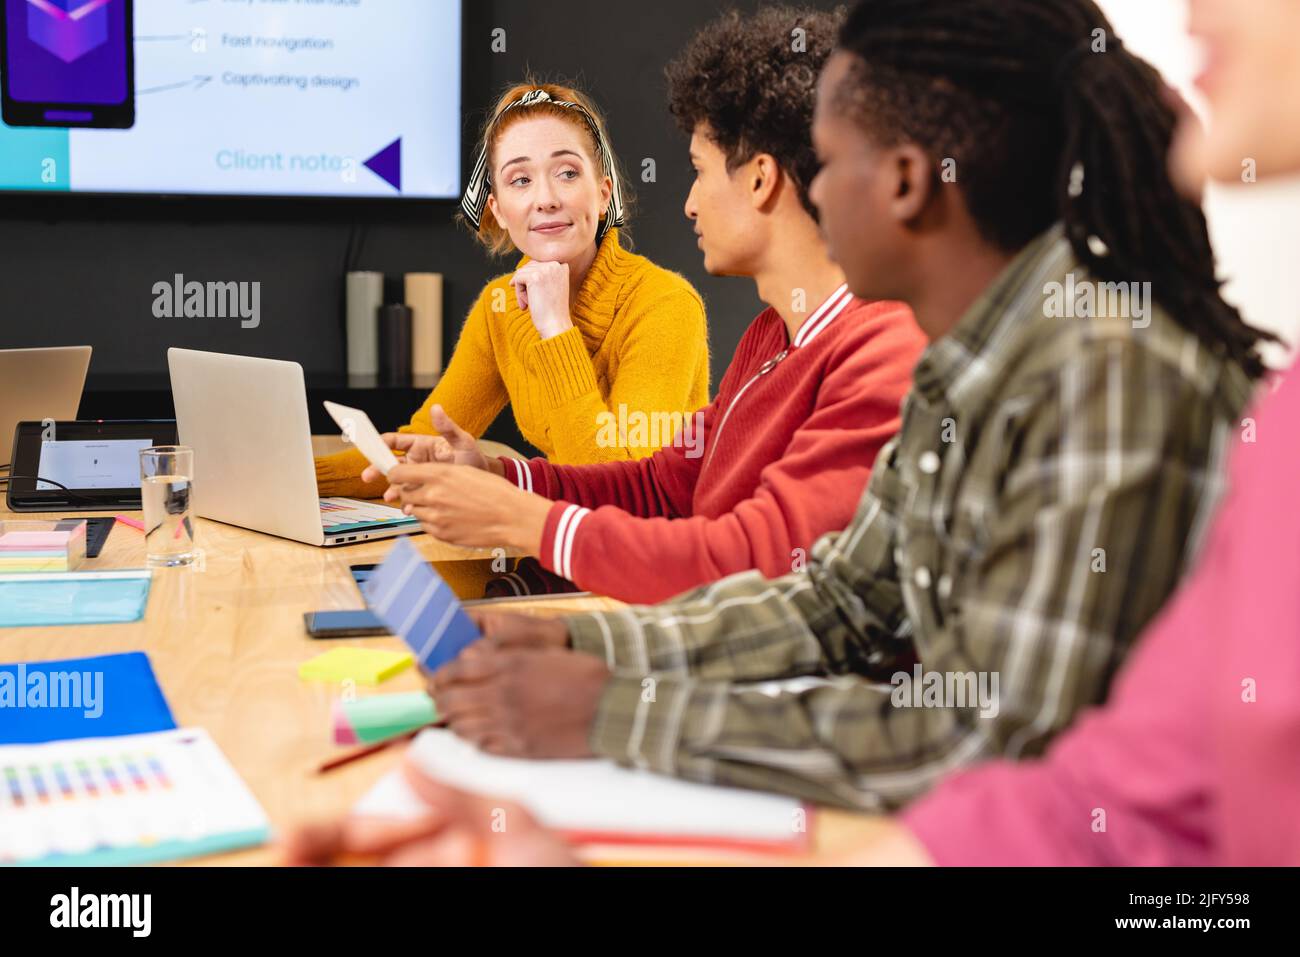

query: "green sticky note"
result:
(298, 647), (413, 686)
(338, 692), (437, 744)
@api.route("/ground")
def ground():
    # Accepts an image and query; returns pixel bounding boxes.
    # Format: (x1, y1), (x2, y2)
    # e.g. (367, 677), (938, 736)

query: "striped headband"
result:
(460, 88), (626, 242)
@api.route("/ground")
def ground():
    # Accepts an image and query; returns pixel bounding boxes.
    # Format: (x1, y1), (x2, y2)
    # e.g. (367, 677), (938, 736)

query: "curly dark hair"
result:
(665, 5), (846, 218)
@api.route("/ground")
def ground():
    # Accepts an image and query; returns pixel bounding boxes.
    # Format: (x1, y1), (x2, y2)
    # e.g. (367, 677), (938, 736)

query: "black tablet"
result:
(5, 420), (178, 511)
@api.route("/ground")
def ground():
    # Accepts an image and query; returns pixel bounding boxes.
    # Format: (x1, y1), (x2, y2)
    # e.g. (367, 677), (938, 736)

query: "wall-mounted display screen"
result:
(0, 0), (462, 198)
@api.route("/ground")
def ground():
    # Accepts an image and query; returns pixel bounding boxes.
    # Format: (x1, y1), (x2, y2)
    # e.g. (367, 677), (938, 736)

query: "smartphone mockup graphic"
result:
(1, 0), (134, 129)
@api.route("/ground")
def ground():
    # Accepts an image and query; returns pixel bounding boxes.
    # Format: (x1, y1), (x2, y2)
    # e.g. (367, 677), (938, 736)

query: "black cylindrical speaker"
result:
(378, 303), (413, 387)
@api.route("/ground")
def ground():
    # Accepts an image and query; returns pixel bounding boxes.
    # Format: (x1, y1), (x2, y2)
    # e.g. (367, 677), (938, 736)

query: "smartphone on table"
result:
(303, 609), (389, 639)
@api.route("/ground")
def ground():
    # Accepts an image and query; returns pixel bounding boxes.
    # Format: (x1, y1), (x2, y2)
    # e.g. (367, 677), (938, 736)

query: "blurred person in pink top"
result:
(895, 0), (1300, 867)
(284, 0), (1300, 867)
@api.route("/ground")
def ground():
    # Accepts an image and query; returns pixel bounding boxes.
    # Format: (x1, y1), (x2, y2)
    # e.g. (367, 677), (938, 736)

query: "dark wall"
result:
(0, 0), (843, 447)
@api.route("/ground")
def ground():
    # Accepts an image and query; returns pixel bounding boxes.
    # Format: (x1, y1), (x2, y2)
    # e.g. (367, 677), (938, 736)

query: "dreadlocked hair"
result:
(833, 0), (1276, 379)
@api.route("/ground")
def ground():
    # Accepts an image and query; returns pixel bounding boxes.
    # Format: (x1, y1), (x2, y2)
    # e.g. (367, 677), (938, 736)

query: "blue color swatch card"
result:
(361, 537), (481, 671)
(0, 652), (177, 744)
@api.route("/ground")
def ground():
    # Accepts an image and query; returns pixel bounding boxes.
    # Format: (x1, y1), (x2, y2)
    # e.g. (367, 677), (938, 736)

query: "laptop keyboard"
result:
(320, 497), (418, 534)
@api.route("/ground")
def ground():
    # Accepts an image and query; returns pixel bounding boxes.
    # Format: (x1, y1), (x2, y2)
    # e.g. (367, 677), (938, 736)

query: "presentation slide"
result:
(0, 0), (462, 198)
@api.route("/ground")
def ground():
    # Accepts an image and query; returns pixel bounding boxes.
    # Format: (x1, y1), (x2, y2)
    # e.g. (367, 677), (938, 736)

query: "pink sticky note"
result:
(0, 531), (71, 551)
(331, 700), (359, 745)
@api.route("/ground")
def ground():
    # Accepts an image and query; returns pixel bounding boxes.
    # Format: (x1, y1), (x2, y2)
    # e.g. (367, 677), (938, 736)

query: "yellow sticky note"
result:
(298, 648), (413, 686)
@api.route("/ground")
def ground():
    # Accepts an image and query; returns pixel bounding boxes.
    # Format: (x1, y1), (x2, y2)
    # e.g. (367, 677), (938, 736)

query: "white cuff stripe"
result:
(510, 458), (532, 493)
(560, 507), (591, 580)
(552, 504), (580, 576)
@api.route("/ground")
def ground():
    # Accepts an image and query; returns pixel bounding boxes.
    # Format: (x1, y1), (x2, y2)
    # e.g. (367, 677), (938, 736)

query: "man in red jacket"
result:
(373, 7), (924, 604)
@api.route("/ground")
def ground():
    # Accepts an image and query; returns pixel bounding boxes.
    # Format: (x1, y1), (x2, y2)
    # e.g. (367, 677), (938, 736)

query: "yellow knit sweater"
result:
(316, 229), (710, 498)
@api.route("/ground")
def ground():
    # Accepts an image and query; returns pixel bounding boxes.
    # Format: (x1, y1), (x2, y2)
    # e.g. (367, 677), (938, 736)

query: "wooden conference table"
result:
(1, 439), (888, 865)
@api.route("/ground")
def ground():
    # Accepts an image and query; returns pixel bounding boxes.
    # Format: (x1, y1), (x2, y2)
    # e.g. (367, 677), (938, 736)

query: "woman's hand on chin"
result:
(511, 260), (574, 339)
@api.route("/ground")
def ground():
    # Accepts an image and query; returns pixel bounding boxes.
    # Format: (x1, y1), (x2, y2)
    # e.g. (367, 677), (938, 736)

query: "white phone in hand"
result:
(323, 401), (400, 477)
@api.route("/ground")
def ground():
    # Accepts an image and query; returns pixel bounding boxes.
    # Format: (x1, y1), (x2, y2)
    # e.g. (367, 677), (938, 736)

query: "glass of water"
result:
(139, 446), (196, 567)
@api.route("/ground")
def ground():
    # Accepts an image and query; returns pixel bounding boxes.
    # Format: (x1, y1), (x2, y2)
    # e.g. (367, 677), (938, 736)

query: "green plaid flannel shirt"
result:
(566, 223), (1254, 811)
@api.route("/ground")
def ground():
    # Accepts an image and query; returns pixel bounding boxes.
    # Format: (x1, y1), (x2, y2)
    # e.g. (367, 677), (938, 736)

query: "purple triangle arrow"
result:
(363, 137), (402, 192)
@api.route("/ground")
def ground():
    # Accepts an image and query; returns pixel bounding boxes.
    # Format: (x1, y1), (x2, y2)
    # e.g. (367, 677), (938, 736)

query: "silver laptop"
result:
(0, 346), (92, 461)
(167, 348), (420, 547)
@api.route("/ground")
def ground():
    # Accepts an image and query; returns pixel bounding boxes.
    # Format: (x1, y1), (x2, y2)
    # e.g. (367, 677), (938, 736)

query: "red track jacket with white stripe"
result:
(499, 286), (924, 604)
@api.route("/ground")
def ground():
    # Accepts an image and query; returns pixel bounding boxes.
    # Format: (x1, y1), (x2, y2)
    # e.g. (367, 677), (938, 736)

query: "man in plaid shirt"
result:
(424, 2), (1272, 810)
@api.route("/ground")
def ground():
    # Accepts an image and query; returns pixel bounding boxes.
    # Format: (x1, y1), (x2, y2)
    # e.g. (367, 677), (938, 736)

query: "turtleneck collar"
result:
(513, 228), (636, 339)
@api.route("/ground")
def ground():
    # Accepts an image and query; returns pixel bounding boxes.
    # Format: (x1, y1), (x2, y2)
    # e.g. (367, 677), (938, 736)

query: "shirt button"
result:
(938, 574), (952, 599)
(919, 451), (941, 474)
(914, 566), (932, 589)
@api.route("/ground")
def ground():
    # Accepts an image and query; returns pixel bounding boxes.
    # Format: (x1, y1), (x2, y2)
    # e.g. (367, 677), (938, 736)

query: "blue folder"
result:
(0, 651), (177, 744)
